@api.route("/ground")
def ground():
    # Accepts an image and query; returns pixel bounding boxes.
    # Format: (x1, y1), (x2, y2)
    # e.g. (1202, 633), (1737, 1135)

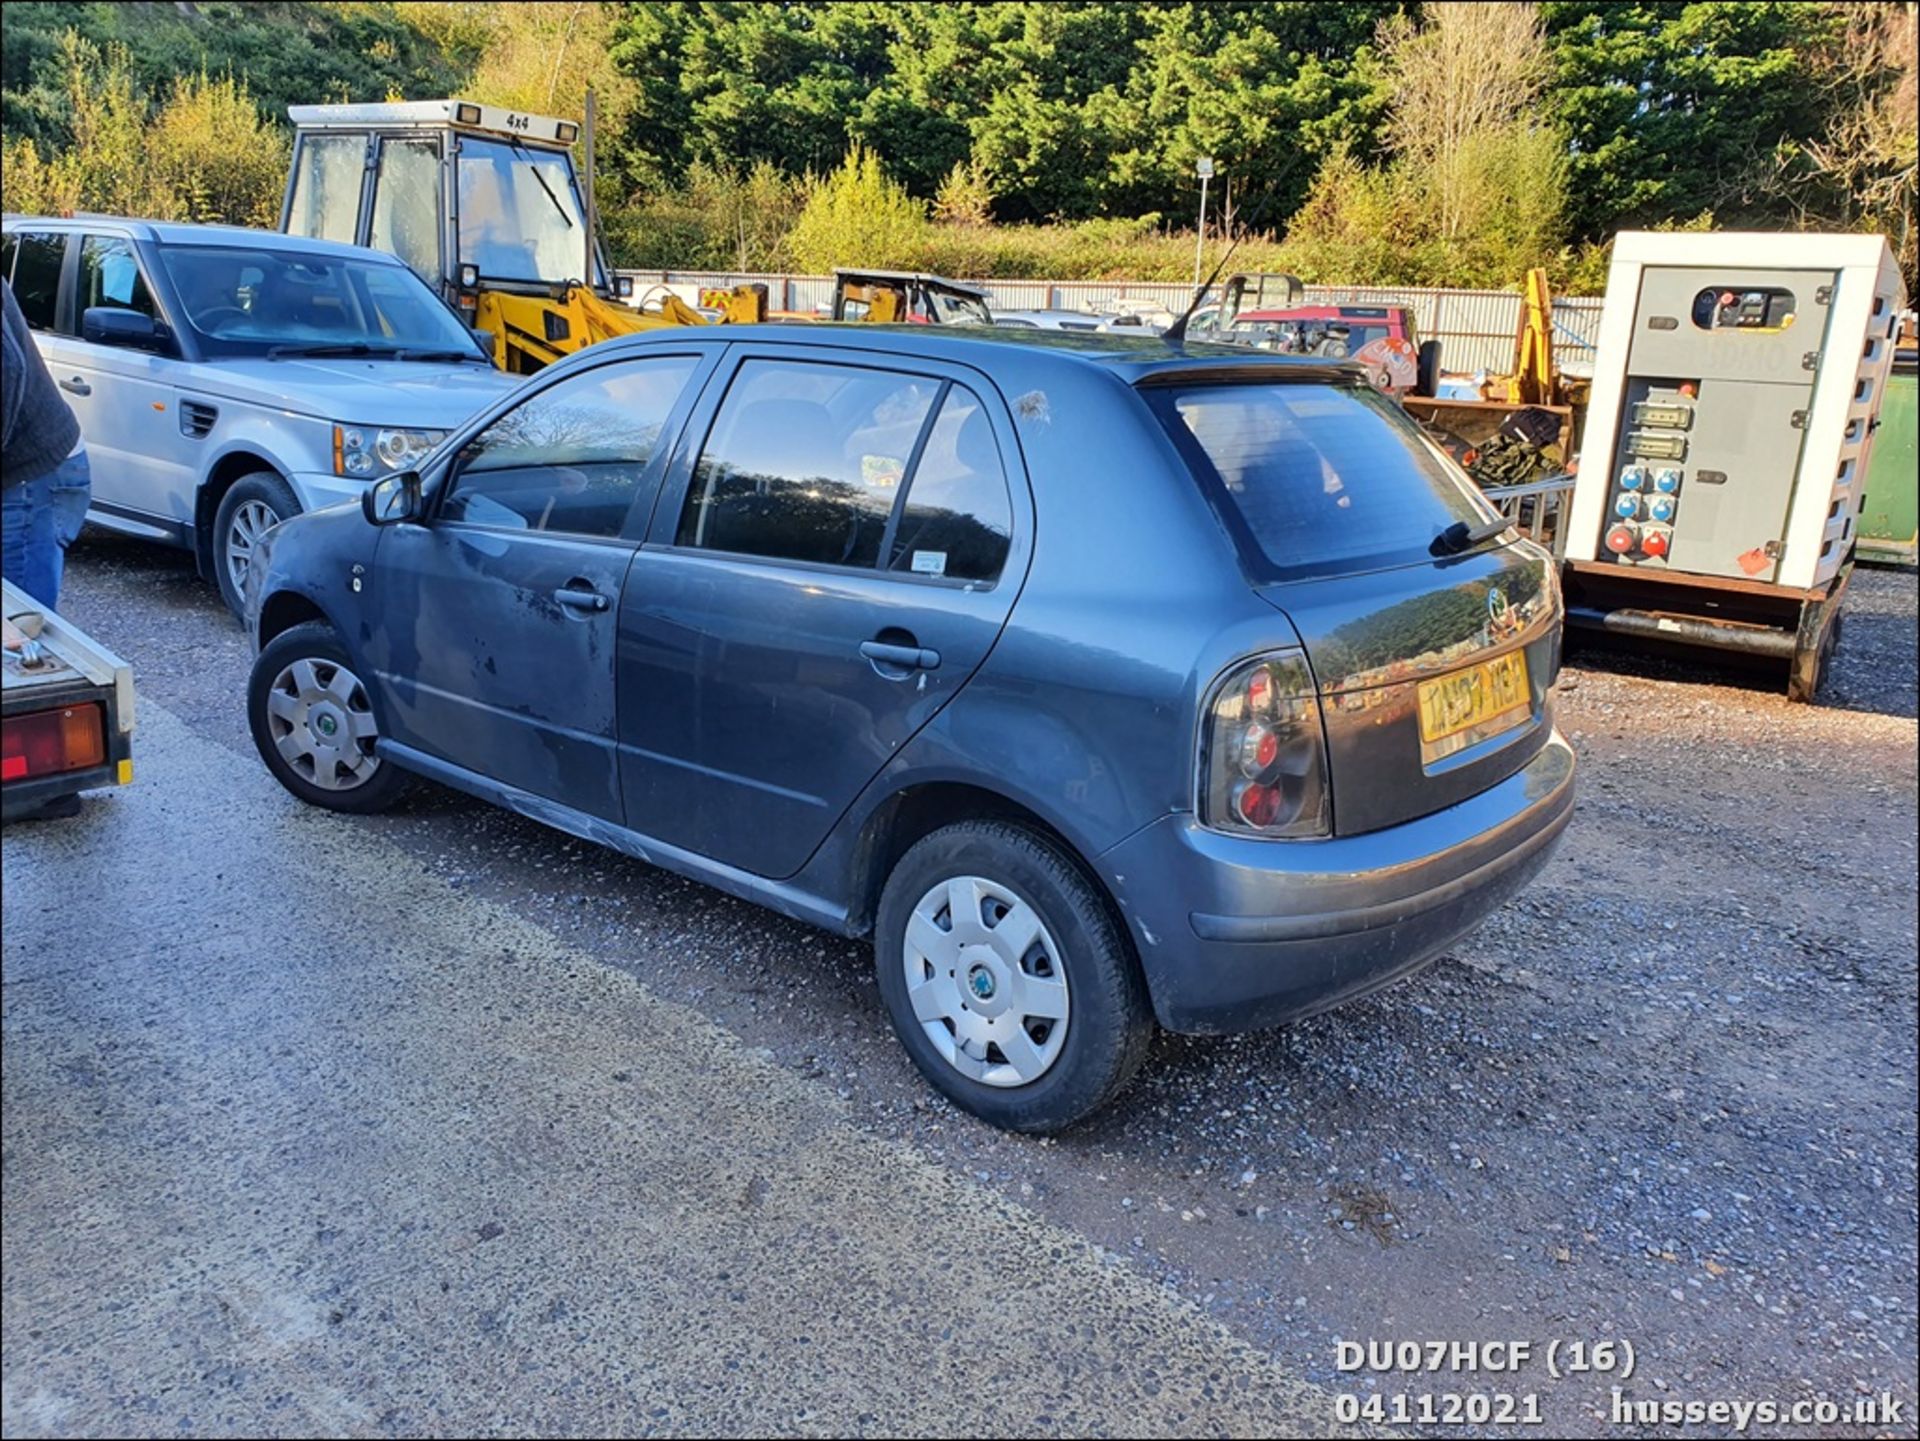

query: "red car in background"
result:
(1226, 303), (1439, 399)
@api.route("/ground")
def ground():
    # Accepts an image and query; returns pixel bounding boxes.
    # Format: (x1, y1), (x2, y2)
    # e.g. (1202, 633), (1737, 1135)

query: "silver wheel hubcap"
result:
(903, 875), (1069, 1088)
(264, 656), (380, 791)
(226, 500), (279, 594)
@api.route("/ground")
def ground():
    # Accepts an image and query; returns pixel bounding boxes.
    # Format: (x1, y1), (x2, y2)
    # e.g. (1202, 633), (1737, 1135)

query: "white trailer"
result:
(1564, 231), (1907, 700)
(3, 578), (134, 819)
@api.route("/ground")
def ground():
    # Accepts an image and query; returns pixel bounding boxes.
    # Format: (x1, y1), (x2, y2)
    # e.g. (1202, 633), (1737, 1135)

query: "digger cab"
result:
(280, 99), (631, 325)
(831, 270), (993, 325)
(1220, 272), (1305, 326)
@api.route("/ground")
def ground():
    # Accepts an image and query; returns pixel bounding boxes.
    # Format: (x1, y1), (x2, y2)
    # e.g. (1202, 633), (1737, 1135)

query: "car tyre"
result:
(875, 820), (1154, 1132)
(214, 472), (300, 617)
(248, 621), (409, 814)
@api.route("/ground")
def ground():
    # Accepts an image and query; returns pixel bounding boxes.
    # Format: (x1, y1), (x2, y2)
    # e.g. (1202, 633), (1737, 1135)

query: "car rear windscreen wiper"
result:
(1429, 515), (1514, 557)
(266, 342), (400, 360)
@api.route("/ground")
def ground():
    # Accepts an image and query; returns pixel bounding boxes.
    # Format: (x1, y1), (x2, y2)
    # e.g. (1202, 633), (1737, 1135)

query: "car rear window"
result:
(1148, 382), (1494, 580)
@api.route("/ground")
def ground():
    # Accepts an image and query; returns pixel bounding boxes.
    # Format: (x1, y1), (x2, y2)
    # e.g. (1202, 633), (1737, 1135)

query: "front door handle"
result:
(860, 639), (941, 671)
(59, 377), (91, 397)
(553, 585), (609, 613)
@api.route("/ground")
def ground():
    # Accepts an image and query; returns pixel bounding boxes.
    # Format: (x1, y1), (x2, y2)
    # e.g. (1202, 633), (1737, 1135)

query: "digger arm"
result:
(475, 284), (767, 373)
(1505, 268), (1555, 407)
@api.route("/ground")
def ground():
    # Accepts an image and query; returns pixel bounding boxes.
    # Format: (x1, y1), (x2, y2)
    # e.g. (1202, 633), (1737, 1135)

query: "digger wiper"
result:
(510, 138), (574, 229)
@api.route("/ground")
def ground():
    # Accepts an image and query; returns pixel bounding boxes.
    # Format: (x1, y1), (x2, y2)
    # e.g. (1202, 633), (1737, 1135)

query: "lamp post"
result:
(1193, 157), (1215, 287)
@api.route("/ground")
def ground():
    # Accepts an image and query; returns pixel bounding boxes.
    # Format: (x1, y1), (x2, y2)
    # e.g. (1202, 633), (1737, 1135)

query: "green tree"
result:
(933, 157), (996, 226)
(786, 142), (927, 271)
(1543, 1), (1843, 240)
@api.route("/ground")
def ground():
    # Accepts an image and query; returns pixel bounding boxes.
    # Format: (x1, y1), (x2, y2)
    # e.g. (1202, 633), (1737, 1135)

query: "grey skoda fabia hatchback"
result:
(246, 325), (1575, 1131)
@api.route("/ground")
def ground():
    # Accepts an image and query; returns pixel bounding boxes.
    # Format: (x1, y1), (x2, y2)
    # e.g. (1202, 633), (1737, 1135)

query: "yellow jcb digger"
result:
(279, 97), (766, 372)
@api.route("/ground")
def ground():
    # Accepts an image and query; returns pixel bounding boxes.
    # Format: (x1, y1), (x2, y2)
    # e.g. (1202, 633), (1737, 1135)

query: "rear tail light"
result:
(2, 703), (107, 782)
(1201, 652), (1330, 838)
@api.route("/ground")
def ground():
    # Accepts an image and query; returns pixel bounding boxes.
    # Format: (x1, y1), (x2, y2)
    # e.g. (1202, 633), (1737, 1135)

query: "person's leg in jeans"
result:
(45, 447), (92, 608)
(0, 466), (63, 607)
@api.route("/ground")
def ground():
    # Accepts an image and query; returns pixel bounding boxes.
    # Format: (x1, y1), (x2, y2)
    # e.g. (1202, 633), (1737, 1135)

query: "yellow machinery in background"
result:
(830, 270), (994, 324)
(281, 97), (765, 372)
(1402, 267), (1592, 476)
(1498, 268), (1588, 409)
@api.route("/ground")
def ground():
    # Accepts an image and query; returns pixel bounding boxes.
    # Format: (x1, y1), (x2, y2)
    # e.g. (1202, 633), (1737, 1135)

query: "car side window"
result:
(77, 235), (160, 327)
(1, 232), (16, 285)
(441, 355), (698, 539)
(885, 385), (1012, 583)
(10, 232), (65, 330)
(677, 358), (940, 568)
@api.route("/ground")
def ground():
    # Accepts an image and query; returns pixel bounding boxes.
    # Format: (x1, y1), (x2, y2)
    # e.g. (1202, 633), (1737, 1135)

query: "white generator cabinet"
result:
(1565, 231), (1907, 700)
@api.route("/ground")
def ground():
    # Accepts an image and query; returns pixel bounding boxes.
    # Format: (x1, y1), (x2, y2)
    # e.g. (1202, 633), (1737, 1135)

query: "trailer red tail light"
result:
(1200, 652), (1330, 838)
(2, 704), (107, 783)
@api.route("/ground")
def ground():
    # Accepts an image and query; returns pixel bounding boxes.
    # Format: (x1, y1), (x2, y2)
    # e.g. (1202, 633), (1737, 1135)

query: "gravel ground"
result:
(22, 534), (1920, 1437)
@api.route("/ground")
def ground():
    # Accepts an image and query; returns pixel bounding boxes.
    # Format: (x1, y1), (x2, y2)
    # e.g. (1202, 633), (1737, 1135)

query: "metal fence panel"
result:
(615, 267), (1605, 373)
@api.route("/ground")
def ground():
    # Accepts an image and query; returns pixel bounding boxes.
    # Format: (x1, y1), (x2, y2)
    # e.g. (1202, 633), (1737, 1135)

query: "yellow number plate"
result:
(1416, 651), (1531, 761)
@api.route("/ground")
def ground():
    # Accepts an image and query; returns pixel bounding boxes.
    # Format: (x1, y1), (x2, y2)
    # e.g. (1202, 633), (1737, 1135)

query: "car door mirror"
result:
(470, 326), (495, 354)
(362, 471), (422, 526)
(81, 307), (169, 352)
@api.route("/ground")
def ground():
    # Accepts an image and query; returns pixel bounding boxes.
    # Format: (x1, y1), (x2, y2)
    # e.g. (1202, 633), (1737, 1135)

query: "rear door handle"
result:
(553, 585), (609, 613)
(860, 640), (940, 671)
(59, 377), (91, 397)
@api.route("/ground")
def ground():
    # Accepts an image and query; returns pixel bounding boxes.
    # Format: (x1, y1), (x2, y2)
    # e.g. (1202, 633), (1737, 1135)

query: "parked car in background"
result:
(992, 309), (1104, 332)
(0, 216), (519, 613)
(243, 325), (1574, 1132)
(1096, 301), (1176, 336)
(1225, 303), (1438, 398)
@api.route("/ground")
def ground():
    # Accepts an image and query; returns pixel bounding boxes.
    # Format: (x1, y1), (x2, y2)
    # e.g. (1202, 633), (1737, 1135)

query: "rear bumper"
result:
(1100, 731), (1575, 1034)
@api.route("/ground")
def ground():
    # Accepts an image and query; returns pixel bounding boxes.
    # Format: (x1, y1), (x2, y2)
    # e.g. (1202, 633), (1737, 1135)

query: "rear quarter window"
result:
(9, 232), (65, 330)
(1148, 382), (1494, 580)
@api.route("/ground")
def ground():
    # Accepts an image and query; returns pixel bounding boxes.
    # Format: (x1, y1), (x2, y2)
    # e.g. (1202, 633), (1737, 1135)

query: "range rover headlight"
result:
(333, 425), (445, 477)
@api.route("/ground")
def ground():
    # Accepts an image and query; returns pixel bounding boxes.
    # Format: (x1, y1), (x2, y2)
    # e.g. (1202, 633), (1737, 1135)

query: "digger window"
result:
(369, 137), (442, 287)
(286, 134), (366, 246)
(456, 136), (604, 289)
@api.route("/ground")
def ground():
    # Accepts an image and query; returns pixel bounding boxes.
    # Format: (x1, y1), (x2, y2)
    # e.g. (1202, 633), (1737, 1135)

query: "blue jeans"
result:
(1, 448), (92, 610)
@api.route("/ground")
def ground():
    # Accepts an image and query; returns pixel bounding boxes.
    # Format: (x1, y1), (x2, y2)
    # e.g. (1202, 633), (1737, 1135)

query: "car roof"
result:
(581, 321), (1362, 388)
(994, 309), (1104, 324)
(1, 214), (406, 266)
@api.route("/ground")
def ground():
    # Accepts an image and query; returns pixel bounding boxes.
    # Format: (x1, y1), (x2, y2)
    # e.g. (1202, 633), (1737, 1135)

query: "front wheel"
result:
(875, 821), (1154, 1132)
(214, 472), (300, 617)
(248, 621), (409, 813)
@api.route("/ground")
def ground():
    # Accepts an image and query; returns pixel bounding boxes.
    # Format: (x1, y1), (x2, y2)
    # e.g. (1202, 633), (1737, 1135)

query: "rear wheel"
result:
(214, 472), (300, 617)
(875, 821), (1153, 1132)
(248, 621), (408, 813)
